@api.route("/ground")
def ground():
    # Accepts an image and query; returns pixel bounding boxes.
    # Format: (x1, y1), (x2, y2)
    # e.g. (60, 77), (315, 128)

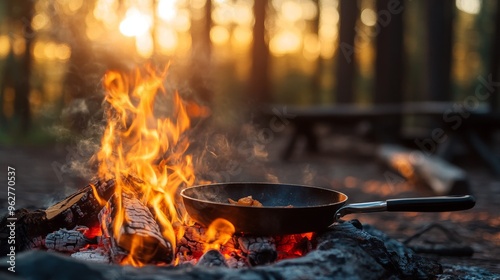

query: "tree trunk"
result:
(374, 0), (405, 143)
(425, 0), (454, 102)
(336, 0), (358, 104)
(249, 0), (270, 104)
(190, 0), (213, 104)
(490, 1), (500, 112)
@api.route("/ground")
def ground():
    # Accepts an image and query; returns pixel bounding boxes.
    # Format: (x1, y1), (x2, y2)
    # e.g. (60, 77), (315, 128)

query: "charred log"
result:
(45, 226), (95, 253)
(98, 193), (173, 265)
(237, 236), (277, 266)
(176, 224), (245, 267)
(196, 249), (228, 268)
(0, 179), (115, 255)
(176, 224), (207, 261)
(71, 248), (110, 264)
(275, 233), (314, 260)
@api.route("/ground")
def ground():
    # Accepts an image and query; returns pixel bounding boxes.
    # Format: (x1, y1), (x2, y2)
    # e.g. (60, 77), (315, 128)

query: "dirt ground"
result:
(0, 129), (499, 274)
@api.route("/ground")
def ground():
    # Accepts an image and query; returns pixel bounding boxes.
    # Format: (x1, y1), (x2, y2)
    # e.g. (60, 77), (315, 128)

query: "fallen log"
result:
(0, 179), (115, 255)
(377, 144), (470, 195)
(99, 192), (173, 265)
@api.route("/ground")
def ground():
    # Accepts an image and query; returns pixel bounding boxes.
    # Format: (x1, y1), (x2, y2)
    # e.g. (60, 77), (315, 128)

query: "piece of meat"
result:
(228, 196), (263, 207)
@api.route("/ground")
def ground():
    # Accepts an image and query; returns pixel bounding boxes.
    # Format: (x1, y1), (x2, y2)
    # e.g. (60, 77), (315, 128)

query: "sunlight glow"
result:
(119, 8), (152, 37)
(210, 25), (230, 45)
(32, 13), (50, 31)
(94, 0), (119, 28)
(269, 30), (302, 56)
(456, 0), (482, 15)
(157, 26), (178, 53)
(303, 33), (320, 61)
(0, 35), (10, 58)
(136, 33), (154, 58)
(232, 26), (252, 47)
(281, 1), (303, 22)
(55, 44), (71, 61)
(172, 9), (191, 32)
(158, 0), (178, 21)
(360, 8), (377, 26)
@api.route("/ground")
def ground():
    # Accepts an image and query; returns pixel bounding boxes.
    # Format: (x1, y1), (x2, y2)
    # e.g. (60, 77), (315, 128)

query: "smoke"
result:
(190, 121), (278, 185)
(49, 64), (286, 197)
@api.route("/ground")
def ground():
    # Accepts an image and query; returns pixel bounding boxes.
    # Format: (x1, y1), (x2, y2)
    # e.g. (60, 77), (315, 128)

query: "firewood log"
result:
(98, 193), (173, 265)
(377, 144), (470, 195)
(45, 226), (95, 253)
(0, 179), (115, 255)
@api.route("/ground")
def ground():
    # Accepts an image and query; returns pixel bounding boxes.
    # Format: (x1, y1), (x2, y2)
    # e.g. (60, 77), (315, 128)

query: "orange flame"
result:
(204, 218), (235, 252)
(96, 65), (197, 266)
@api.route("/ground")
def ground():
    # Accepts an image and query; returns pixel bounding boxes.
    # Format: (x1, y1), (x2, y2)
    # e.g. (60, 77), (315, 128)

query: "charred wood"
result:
(71, 248), (110, 264)
(99, 193), (173, 264)
(45, 226), (95, 253)
(275, 233), (314, 260)
(237, 236), (277, 266)
(176, 224), (313, 267)
(175, 224), (245, 267)
(196, 249), (228, 268)
(176, 224), (207, 260)
(0, 179), (115, 255)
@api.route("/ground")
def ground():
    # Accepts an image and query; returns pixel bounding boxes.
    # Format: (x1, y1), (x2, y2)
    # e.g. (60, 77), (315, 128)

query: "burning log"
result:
(176, 224), (243, 267)
(275, 234), (314, 260)
(176, 224), (275, 267)
(176, 224), (207, 260)
(99, 192), (173, 265)
(0, 179), (115, 255)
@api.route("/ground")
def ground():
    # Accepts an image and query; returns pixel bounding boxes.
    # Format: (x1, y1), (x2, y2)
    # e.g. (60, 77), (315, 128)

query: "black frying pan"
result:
(180, 182), (475, 235)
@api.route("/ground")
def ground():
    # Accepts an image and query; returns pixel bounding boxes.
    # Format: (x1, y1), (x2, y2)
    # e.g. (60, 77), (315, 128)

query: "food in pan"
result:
(228, 196), (263, 207)
(228, 196), (294, 208)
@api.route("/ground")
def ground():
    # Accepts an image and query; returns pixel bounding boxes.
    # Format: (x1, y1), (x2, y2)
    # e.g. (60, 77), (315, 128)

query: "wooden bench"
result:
(261, 102), (500, 174)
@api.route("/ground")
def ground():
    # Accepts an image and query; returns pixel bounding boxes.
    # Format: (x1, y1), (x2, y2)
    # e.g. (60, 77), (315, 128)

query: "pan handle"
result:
(334, 195), (475, 222)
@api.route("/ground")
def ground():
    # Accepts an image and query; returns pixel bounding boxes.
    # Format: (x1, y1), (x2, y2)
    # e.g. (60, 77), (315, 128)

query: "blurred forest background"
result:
(0, 0), (498, 146)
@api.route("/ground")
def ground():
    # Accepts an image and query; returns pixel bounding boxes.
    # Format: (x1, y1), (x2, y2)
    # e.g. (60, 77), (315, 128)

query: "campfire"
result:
(1, 65), (485, 279)
(11, 65), (315, 268)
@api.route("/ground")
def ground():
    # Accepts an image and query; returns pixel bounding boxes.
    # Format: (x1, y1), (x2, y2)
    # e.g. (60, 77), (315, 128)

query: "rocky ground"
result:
(0, 128), (499, 277)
